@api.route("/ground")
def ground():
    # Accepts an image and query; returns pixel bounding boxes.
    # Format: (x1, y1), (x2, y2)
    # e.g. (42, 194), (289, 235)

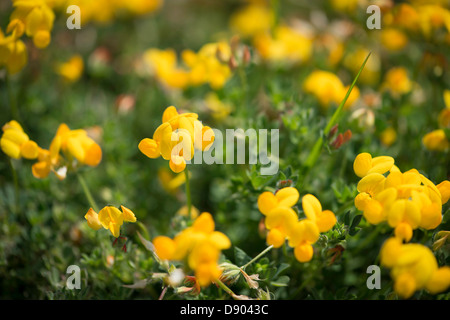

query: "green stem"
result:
(303, 53), (371, 171)
(214, 278), (237, 298)
(353, 224), (384, 256)
(241, 245), (274, 270)
(6, 73), (20, 121)
(77, 172), (98, 212)
(184, 169), (191, 218)
(8, 158), (19, 213)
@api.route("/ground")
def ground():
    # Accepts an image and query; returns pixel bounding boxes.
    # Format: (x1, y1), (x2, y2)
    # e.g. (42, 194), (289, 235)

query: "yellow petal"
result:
(425, 267), (450, 295)
(368, 156), (394, 175)
(153, 236), (176, 260)
(209, 231), (231, 249)
(120, 205), (137, 223)
(266, 228), (285, 248)
(257, 192), (277, 216)
(20, 140), (39, 159)
(357, 173), (385, 195)
(192, 212), (215, 234)
(353, 152), (372, 178)
(138, 138), (160, 158)
(109, 222), (121, 238)
(394, 273), (416, 299)
(301, 194), (322, 221)
(294, 243), (314, 263)
(162, 106), (178, 123)
(380, 237), (402, 267)
(275, 187), (299, 208)
(98, 206), (124, 229)
(1, 137), (21, 158)
(169, 155), (186, 173)
(31, 161), (51, 179)
(316, 210), (336, 233)
(84, 208), (102, 231)
(395, 222), (413, 242)
(363, 199), (384, 224)
(437, 180), (450, 204)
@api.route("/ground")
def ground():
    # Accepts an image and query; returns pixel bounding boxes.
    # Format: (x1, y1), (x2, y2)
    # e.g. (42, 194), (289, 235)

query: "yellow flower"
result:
(32, 123), (102, 179)
(143, 48), (190, 89)
(380, 238), (450, 298)
(10, 0), (55, 49)
(0, 28), (28, 75)
(380, 29), (409, 52)
(343, 48), (380, 85)
(56, 55), (84, 83)
(253, 25), (312, 65)
(381, 67), (413, 96)
(380, 127), (397, 146)
(303, 70), (359, 110)
(229, 3), (274, 38)
(85, 205), (137, 238)
(353, 152), (395, 178)
(1, 120), (39, 160)
(139, 106), (214, 173)
(422, 129), (450, 151)
(153, 212), (231, 287)
(258, 189), (336, 262)
(353, 152), (445, 241)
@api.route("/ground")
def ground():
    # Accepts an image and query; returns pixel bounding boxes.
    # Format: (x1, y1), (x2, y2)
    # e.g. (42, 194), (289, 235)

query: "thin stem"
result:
(241, 245), (274, 270)
(8, 158), (19, 213)
(158, 286), (168, 300)
(214, 278), (237, 298)
(77, 172), (98, 212)
(184, 169), (191, 218)
(6, 73), (20, 121)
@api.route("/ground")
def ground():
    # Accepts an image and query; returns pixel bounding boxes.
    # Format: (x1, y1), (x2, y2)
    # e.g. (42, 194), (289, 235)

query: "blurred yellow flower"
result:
(253, 25), (312, 65)
(303, 70), (359, 109)
(382, 67), (413, 96)
(11, 0), (55, 49)
(1, 120), (39, 160)
(56, 55), (84, 83)
(32, 123), (102, 180)
(153, 212), (231, 286)
(380, 28), (409, 51)
(380, 127), (397, 147)
(381, 237), (450, 298)
(344, 48), (380, 85)
(423, 129), (450, 152)
(0, 28), (28, 75)
(229, 3), (274, 38)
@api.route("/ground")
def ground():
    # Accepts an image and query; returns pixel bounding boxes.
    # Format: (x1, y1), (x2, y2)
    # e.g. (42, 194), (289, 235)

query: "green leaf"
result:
(234, 247), (251, 266)
(270, 275), (290, 287)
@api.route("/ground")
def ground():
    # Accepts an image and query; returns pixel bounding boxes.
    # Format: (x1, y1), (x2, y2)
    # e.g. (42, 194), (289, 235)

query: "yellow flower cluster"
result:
(85, 205), (136, 238)
(229, 2), (312, 65)
(32, 123), (102, 180)
(353, 152), (448, 242)
(303, 70), (360, 110)
(253, 25), (313, 65)
(381, 67), (413, 97)
(152, 212), (231, 287)
(423, 90), (450, 152)
(138, 106), (214, 173)
(56, 0), (163, 25)
(257, 187), (336, 262)
(380, 237), (450, 299)
(0, 0), (56, 74)
(1, 120), (39, 160)
(143, 41), (232, 90)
